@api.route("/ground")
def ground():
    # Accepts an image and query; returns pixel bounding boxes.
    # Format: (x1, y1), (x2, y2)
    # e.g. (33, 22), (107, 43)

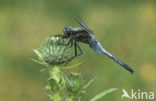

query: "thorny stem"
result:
(67, 95), (74, 101)
(53, 93), (62, 101)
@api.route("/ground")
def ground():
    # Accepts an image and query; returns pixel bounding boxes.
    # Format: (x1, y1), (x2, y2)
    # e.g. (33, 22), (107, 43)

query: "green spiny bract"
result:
(65, 73), (82, 94)
(34, 36), (73, 65)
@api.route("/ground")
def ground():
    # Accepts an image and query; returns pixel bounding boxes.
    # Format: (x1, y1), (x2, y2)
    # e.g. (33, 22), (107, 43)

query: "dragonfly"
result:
(55, 16), (134, 74)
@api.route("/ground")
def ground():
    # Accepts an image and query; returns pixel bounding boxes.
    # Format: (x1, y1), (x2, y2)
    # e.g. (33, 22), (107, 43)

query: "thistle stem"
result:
(53, 93), (62, 101)
(67, 95), (74, 101)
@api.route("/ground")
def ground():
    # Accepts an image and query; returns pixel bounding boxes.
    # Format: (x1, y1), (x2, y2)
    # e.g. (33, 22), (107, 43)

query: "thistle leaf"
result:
(62, 61), (85, 70)
(33, 49), (43, 59)
(82, 77), (96, 90)
(30, 58), (47, 65)
(90, 88), (118, 101)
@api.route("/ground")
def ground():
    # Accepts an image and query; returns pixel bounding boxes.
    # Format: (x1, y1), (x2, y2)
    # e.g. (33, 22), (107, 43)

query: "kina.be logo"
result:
(121, 89), (154, 100)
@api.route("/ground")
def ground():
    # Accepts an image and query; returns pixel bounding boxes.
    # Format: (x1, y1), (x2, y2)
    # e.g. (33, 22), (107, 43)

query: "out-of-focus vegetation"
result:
(0, 0), (156, 101)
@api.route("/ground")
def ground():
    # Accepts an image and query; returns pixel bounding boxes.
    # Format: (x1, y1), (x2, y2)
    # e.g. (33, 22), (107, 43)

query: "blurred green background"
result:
(0, 0), (156, 101)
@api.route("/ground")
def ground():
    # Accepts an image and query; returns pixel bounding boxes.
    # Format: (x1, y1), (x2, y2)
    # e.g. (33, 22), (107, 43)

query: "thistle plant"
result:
(33, 36), (117, 101)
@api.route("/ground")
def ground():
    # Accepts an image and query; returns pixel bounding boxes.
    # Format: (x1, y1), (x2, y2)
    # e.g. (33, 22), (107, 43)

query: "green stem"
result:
(53, 93), (62, 101)
(48, 66), (61, 83)
(67, 95), (74, 101)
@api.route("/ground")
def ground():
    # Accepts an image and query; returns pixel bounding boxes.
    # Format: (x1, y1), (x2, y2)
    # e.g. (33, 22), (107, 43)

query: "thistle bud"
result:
(66, 73), (82, 93)
(34, 36), (73, 65)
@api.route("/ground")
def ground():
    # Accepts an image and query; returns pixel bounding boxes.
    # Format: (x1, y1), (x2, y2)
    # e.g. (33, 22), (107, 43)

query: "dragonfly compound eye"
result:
(63, 26), (72, 34)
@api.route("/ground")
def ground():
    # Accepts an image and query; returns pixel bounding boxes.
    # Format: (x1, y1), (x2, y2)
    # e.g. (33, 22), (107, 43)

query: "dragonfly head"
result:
(63, 26), (72, 37)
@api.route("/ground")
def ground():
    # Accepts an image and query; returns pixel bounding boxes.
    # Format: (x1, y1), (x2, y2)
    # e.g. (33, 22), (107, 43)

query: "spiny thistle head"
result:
(65, 73), (82, 93)
(33, 36), (73, 65)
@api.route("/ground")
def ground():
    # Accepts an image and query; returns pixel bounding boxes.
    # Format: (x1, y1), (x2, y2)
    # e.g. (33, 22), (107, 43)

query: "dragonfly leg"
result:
(53, 34), (66, 39)
(64, 41), (83, 65)
(67, 39), (73, 47)
(68, 41), (83, 60)
(60, 39), (73, 47)
(52, 34), (71, 46)
(74, 41), (83, 56)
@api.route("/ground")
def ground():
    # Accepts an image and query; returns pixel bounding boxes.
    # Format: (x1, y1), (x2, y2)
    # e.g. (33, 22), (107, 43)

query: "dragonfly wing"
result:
(76, 16), (88, 29)
(76, 16), (94, 35)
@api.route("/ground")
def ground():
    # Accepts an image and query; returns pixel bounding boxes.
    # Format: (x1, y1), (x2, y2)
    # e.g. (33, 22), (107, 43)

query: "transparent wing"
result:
(76, 16), (88, 29)
(76, 16), (94, 35)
